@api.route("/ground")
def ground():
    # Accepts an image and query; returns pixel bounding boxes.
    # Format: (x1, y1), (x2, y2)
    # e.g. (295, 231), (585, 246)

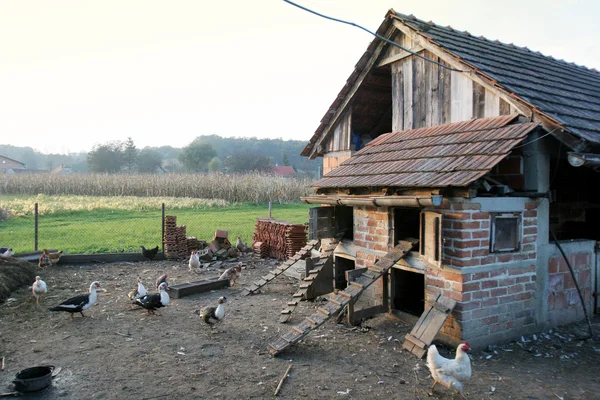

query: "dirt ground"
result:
(1, 256), (599, 400)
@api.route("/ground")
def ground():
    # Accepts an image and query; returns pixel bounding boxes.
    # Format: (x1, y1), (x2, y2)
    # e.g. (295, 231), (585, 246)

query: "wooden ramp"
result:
(240, 240), (319, 296)
(268, 240), (416, 356)
(402, 292), (457, 358)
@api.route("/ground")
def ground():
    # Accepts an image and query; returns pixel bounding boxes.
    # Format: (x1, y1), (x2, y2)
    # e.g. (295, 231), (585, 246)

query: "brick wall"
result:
(323, 152), (352, 175)
(547, 252), (593, 326)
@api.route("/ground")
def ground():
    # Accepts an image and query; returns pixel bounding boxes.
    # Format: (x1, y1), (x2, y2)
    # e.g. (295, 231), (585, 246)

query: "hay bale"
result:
(0, 257), (37, 303)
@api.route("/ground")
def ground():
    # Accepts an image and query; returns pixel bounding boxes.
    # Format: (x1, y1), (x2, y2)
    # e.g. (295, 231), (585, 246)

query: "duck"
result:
(127, 277), (147, 300)
(155, 273), (168, 289)
(134, 282), (170, 315)
(197, 296), (227, 328)
(218, 263), (242, 287)
(32, 276), (48, 305)
(188, 250), (200, 271)
(48, 281), (101, 318)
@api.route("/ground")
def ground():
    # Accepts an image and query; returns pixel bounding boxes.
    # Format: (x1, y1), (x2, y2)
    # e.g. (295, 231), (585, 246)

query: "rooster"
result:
(218, 262), (242, 286)
(188, 251), (200, 271)
(235, 236), (246, 253)
(427, 342), (472, 399)
(140, 245), (159, 261)
(38, 252), (52, 269)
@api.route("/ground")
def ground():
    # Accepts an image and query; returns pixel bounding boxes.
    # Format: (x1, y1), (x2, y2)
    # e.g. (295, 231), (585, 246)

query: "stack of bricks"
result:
(163, 215), (189, 260)
(252, 218), (307, 260)
(186, 237), (204, 254)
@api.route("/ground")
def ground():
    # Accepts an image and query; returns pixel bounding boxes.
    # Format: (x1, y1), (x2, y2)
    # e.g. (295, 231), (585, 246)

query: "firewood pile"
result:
(252, 218), (307, 260)
(163, 215), (191, 260)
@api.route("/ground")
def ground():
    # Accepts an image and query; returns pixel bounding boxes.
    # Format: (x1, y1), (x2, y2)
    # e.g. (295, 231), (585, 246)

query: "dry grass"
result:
(0, 257), (36, 302)
(0, 172), (313, 203)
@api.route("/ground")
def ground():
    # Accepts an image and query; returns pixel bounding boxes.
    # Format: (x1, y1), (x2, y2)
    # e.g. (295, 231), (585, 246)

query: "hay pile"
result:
(0, 257), (36, 302)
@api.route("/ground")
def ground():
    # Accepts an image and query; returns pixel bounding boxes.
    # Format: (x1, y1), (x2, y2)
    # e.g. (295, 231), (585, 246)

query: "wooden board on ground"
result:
(169, 279), (230, 299)
(402, 292), (456, 358)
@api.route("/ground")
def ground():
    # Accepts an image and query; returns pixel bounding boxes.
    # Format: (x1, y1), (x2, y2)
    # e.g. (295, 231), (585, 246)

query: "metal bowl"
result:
(13, 365), (55, 393)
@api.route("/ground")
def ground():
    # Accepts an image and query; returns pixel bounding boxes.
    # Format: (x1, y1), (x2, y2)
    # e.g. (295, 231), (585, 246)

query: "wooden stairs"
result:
(268, 240), (417, 356)
(240, 240), (319, 297)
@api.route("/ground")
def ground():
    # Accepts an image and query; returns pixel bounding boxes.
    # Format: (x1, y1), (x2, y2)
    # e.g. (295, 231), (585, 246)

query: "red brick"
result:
(355, 225), (368, 233)
(471, 290), (490, 299)
(426, 277), (445, 288)
(354, 240), (367, 248)
(490, 269), (506, 278)
(525, 282), (536, 291)
(440, 270), (463, 282)
(548, 258), (559, 273)
(481, 255), (497, 265)
(445, 212), (470, 220)
(578, 269), (592, 287)
(497, 254), (514, 263)
(462, 282), (481, 292)
(367, 219), (381, 227)
(445, 230), (472, 239)
(498, 277), (516, 286)
(523, 227), (537, 235)
(472, 230), (489, 239)
(443, 290), (463, 301)
(575, 253), (591, 269)
(515, 292), (533, 301)
(374, 213), (388, 221)
(481, 297), (499, 307)
(354, 233), (366, 241)
(451, 258), (481, 267)
(491, 287), (508, 296)
(482, 280), (498, 289)
(482, 316), (499, 325)
(480, 240), (490, 248)
(455, 301), (481, 311)
(452, 203), (481, 210)
(516, 275), (530, 283)
(454, 240), (480, 249)
(523, 209), (537, 218)
(523, 219), (536, 227)
(522, 244), (536, 252)
(521, 235), (537, 244)
(525, 202), (538, 210)
(454, 221), (481, 230)
(471, 212), (490, 220)
(508, 284), (524, 294)
(472, 248), (488, 257)
(498, 294), (516, 304)
(481, 221), (490, 229)
(374, 244), (388, 252)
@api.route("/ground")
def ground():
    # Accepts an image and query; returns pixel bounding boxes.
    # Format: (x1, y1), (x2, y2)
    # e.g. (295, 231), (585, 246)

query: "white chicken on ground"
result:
(188, 250), (200, 271)
(427, 342), (472, 399)
(32, 276), (48, 305)
(218, 262), (242, 286)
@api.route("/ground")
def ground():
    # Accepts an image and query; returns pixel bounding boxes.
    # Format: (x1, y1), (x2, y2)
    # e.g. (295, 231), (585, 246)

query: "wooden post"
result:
(34, 202), (38, 251)
(268, 200), (272, 219)
(161, 203), (165, 254)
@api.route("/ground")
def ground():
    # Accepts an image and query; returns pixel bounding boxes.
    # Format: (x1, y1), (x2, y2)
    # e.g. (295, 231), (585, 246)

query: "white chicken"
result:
(427, 342), (471, 399)
(32, 276), (48, 305)
(188, 250), (200, 271)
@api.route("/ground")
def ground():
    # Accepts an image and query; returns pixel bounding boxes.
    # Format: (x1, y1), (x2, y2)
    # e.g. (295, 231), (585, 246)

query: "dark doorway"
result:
(391, 268), (424, 316)
(335, 206), (354, 240)
(393, 208), (420, 245)
(335, 256), (355, 290)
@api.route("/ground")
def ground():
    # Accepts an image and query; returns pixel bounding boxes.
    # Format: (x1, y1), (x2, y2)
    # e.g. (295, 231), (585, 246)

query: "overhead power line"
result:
(283, 0), (467, 72)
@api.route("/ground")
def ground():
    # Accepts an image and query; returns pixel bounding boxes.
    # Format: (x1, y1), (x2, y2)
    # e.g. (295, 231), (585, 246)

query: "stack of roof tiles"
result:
(252, 218), (307, 260)
(252, 241), (269, 258)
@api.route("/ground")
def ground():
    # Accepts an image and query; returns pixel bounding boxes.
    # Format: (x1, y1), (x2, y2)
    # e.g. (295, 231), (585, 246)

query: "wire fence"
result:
(0, 201), (310, 255)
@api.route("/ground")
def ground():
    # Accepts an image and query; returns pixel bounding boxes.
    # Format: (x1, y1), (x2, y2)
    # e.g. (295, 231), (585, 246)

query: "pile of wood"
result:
(252, 218), (307, 260)
(163, 215), (189, 260)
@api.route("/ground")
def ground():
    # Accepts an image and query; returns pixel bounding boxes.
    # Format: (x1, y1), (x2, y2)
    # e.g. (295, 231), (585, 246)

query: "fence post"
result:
(161, 203), (165, 254)
(34, 202), (39, 251)
(268, 200), (272, 219)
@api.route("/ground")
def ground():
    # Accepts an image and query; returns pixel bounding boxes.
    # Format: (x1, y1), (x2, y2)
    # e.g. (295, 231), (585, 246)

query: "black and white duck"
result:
(197, 296), (227, 329)
(134, 282), (170, 315)
(48, 281), (101, 318)
(127, 277), (147, 300)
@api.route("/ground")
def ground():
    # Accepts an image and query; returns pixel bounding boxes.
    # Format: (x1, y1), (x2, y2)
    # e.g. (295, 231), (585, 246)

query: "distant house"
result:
(271, 165), (297, 178)
(0, 154), (26, 174)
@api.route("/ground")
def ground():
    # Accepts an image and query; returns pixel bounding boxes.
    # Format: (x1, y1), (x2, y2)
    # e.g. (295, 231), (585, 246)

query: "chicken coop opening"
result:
(334, 256), (355, 290)
(392, 207), (421, 245)
(391, 268), (425, 317)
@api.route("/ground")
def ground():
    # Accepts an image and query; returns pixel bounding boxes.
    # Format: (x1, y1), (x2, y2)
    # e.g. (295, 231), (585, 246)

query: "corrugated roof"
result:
(392, 11), (600, 145)
(313, 115), (539, 189)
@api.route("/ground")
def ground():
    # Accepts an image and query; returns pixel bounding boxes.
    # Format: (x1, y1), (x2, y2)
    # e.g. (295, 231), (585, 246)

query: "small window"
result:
(490, 213), (521, 252)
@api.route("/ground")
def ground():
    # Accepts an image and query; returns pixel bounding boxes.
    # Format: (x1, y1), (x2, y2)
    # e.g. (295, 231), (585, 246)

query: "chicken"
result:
(188, 251), (200, 271)
(235, 236), (245, 252)
(32, 276), (48, 305)
(155, 273), (168, 289)
(38, 252), (52, 269)
(43, 249), (63, 262)
(140, 245), (159, 261)
(0, 247), (14, 258)
(218, 262), (242, 287)
(427, 342), (472, 399)
(128, 277), (147, 300)
(197, 296), (227, 328)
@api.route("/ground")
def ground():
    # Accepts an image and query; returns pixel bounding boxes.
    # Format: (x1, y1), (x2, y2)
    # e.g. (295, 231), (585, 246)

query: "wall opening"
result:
(391, 268), (425, 317)
(335, 205), (354, 241)
(335, 256), (355, 290)
(392, 207), (420, 245)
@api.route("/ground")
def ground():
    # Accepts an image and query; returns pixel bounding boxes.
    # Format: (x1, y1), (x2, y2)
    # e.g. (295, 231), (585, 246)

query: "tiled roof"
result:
(313, 115), (538, 189)
(392, 11), (600, 145)
(271, 165), (297, 177)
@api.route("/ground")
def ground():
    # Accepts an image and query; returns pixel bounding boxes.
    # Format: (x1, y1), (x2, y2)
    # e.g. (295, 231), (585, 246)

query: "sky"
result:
(1, 0), (598, 155)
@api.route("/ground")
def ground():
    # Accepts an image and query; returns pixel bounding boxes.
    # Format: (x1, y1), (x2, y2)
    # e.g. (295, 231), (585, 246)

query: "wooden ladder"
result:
(268, 240), (416, 356)
(240, 240), (320, 296)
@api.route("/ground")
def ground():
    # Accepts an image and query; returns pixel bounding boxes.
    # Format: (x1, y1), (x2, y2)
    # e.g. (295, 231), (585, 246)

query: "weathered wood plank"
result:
(402, 56), (413, 130)
(484, 88), (500, 117)
(426, 50), (439, 127)
(391, 61), (403, 132)
(440, 59), (451, 124)
(413, 53), (426, 129)
(499, 98), (511, 115)
(451, 70), (473, 122)
(472, 81), (486, 118)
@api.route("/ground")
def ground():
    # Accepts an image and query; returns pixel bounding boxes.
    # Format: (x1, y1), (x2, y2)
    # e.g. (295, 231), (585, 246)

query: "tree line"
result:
(1, 135), (320, 176)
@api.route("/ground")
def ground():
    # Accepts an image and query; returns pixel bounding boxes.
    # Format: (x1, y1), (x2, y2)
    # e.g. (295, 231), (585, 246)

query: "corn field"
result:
(0, 172), (314, 203)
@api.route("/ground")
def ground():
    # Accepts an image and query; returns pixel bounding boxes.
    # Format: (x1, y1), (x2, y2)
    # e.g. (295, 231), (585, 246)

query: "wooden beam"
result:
(376, 46), (424, 67)
(309, 24), (397, 159)
(533, 111), (587, 151)
(391, 20), (533, 119)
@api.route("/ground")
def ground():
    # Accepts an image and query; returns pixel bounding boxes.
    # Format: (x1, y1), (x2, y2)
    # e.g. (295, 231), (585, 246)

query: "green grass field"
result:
(0, 195), (312, 254)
